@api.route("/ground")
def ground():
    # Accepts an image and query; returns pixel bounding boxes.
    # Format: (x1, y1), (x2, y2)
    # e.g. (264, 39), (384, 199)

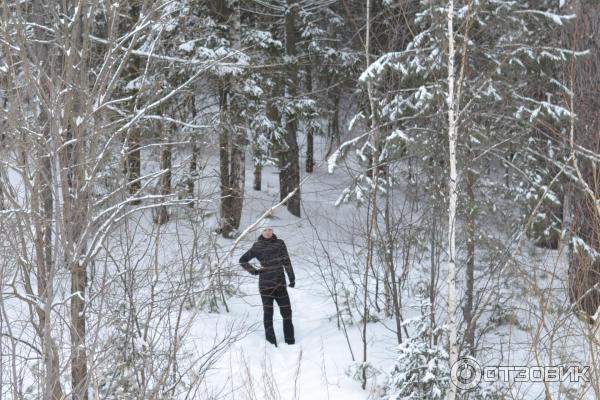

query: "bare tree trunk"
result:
(0, 96), (5, 210)
(30, 1), (64, 398)
(70, 260), (88, 400)
(227, 133), (246, 235)
(229, 132), (246, 229)
(305, 67), (315, 173)
(126, 129), (142, 199)
(361, 0), (381, 389)
(278, 139), (290, 201)
(66, 104), (90, 398)
(383, 191), (403, 344)
(35, 144), (64, 400)
(157, 128), (172, 225)
(430, 214), (439, 344)
(332, 94), (341, 148)
(253, 141), (262, 191)
(188, 142), (199, 207)
(228, 1), (245, 231)
(218, 1), (246, 237)
(463, 160), (476, 355)
(124, 2), (143, 203)
(186, 96), (199, 207)
(218, 85), (234, 236)
(325, 90), (341, 159)
(446, 0), (459, 398)
(280, 0), (301, 217)
(383, 264), (391, 317)
(380, 164), (392, 318)
(268, 81), (283, 196)
(362, 196), (378, 391)
(64, 2), (89, 395)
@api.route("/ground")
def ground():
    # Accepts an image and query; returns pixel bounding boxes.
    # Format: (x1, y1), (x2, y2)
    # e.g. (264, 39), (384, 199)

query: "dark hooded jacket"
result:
(239, 234), (295, 289)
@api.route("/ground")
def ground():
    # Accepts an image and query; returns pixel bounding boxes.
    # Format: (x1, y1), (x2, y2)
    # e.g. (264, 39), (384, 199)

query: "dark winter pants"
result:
(260, 285), (294, 344)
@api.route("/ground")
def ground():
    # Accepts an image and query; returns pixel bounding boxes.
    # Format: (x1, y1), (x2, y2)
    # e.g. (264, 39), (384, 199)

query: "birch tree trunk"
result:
(361, 0), (381, 390)
(464, 147), (476, 355)
(0, 95), (5, 210)
(446, 0), (459, 398)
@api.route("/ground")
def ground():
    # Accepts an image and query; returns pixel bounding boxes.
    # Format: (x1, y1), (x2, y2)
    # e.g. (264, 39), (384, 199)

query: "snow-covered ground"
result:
(186, 144), (399, 399)
(2, 132), (597, 400)
(178, 140), (596, 399)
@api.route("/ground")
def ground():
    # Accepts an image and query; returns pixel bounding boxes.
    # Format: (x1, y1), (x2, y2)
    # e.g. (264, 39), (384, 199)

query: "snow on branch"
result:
(327, 131), (371, 173)
(513, 10), (575, 26)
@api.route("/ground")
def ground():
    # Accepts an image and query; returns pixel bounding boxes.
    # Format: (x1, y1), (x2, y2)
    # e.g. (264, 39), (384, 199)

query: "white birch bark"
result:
(446, 0), (459, 399)
(362, 0), (382, 390)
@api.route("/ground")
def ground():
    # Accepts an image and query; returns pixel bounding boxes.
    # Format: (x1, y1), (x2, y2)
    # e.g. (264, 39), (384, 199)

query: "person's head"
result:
(261, 227), (274, 239)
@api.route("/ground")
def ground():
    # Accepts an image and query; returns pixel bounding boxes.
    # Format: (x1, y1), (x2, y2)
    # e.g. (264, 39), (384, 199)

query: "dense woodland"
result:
(1, 0), (600, 399)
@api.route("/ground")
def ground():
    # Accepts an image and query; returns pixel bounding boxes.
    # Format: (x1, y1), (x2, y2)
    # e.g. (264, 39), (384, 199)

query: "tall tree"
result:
(62, 2), (91, 397)
(445, 2), (459, 399)
(279, 0), (302, 217)
(29, 1), (64, 398)
(205, 0), (249, 237)
(122, 1), (144, 202)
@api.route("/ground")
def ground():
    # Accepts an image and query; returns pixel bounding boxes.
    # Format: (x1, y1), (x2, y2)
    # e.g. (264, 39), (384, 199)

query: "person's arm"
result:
(239, 244), (260, 275)
(280, 241), (295, 287)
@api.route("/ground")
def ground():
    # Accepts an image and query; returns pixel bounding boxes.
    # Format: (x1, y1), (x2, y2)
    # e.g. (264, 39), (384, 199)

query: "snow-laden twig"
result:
(513, 10), (575, 26)
(140, 115), (211, 130)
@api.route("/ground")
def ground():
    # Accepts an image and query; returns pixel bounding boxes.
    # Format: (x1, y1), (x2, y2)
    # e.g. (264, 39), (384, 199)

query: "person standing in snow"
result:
(239, 227), (295, 346)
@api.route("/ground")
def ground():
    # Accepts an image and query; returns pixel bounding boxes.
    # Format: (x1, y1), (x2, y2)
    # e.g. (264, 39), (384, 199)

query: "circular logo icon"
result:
(450, 357), (482, 390)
